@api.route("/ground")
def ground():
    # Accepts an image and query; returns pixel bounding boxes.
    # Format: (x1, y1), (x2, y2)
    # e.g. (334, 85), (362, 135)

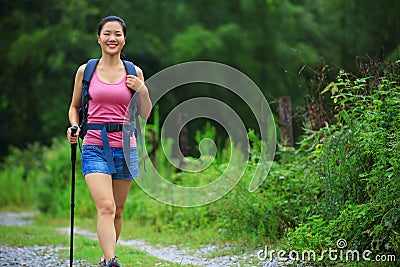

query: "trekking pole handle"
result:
(70, 126), (78, 162)
(71, 125), (78, 137)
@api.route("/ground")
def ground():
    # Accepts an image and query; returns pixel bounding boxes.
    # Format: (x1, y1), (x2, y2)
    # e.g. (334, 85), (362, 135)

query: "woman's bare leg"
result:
(112, 179), (133, 241)
(85, 173), (116, 261)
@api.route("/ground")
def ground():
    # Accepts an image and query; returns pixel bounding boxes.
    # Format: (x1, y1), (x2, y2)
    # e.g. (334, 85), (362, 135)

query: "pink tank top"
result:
(83, 69), (137, 147)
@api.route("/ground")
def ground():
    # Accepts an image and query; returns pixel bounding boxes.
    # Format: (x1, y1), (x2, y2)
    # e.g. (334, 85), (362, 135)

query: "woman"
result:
(67, 15), (152, 267)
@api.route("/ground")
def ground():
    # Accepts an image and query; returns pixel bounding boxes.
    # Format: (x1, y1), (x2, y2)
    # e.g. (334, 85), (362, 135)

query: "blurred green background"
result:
(1, 0), (400, 158)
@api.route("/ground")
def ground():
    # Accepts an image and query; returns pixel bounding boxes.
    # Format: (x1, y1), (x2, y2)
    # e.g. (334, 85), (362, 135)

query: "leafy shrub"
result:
(36, 138), (93, 218)
(283, 59), (400, 264)
(0, 143), (43, 208)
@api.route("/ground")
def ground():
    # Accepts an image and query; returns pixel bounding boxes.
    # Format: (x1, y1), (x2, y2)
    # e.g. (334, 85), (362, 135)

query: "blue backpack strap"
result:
(79, 59), (99, 140)
(83, 59), (100, 83)
(122, 60), (137, 76)
(122, 60), (146, 171)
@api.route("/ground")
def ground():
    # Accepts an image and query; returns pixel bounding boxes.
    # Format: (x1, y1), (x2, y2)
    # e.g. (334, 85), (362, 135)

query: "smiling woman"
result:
(97, 16), (126, 58)
(66, 15), (152, 267)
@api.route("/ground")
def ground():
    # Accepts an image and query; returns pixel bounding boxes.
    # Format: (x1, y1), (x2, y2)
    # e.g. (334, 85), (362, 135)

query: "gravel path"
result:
(57, 228), (300, 267)
(0, 211), (38, 226)
(0, 245), (87, 266)
(0, 212), (305, 267)
(0, 212), (89, 266)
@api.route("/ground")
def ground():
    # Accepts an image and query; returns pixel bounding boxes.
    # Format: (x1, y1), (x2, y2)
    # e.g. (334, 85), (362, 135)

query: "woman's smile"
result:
(107, 44), (118, 49)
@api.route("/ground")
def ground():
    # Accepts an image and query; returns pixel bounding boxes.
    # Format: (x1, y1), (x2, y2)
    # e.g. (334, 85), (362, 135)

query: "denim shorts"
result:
(81, 145), (139, 180)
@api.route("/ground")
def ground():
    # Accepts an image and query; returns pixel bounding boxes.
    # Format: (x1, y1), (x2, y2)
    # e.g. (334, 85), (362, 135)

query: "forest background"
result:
(1, 0), (400, 155)
(0, 1), (400, 266)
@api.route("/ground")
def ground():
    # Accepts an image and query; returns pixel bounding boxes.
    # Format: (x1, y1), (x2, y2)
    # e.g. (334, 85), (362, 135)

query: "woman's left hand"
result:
(126, 75), (144, 92)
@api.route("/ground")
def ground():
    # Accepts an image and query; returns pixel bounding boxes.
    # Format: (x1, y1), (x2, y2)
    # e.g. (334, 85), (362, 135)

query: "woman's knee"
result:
(97, 199), (116, 216)
(115, 204), (125, 220)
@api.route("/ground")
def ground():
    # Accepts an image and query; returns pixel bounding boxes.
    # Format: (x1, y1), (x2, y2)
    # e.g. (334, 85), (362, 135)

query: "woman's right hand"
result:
(66, 126), (81, 144)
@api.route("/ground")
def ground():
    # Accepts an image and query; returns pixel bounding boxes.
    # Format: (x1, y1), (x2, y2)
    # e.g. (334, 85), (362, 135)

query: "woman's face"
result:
(97, 21), (126, 56)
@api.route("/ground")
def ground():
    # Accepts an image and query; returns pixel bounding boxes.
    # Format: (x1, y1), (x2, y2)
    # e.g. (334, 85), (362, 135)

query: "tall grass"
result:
(0, 143), (43, 209)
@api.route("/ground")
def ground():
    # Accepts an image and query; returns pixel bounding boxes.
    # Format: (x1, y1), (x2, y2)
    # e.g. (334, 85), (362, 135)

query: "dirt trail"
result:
(58, 227), (262, 266)
(0, 211), (297, 267)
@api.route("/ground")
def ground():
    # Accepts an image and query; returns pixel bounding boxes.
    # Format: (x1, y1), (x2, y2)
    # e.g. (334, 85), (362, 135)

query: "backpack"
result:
(78, 59), (145, 172)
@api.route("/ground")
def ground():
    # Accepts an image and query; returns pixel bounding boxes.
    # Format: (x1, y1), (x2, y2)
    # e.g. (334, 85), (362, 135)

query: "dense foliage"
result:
(281, 59), (400, 266)
(1, 0), (400, 157)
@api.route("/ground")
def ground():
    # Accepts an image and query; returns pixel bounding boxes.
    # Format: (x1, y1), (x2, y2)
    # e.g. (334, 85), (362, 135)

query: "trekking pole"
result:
(70, 126), (78, 267)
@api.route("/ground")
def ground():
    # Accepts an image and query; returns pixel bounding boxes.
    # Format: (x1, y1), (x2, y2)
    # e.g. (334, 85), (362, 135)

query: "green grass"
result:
(68, 212), (241, 251)
(0, 214), (194, 267)
(0, 225), (68, 247)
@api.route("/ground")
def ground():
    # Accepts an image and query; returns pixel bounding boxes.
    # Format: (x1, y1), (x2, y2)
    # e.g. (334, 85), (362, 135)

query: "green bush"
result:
(36, 138), (93, 218)
(0, 143), (43, 208)
(283, 60), (400, 264)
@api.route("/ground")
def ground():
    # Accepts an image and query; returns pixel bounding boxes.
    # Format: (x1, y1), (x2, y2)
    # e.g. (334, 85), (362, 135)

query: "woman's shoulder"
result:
(77, 63), (87, 73)
(134, 64), (142, 73)
(74, 63), (87, 80)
